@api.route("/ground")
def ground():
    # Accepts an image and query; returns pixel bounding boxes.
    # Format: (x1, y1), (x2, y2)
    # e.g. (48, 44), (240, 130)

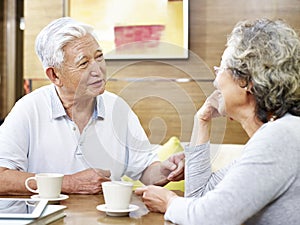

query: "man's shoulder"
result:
(99, 91), (131, 110)
(101, 90), (119, 99)
(100, 91), (126, 103)
(16, 84), (53, 105)
(25, 84), (53, 97)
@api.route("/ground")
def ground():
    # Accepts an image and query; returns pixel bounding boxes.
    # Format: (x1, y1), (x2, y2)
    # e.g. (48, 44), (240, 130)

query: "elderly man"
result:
(0, 17), (184, 195)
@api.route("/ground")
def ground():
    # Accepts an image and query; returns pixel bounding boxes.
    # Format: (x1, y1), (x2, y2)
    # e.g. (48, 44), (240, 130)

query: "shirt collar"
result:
(95, 94), (105, 120)
(50, 84), (105, 120)
(50, 85), (66, 119)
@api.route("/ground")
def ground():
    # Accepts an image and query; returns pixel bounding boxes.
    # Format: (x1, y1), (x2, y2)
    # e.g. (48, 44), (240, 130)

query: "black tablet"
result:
(0, 198), (48, 219)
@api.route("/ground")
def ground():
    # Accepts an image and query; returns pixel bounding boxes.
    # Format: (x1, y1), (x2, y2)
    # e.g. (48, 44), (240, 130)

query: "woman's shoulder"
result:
(264, 113), (299, 132)
(249, 113), (300, 150)
(260, 113), (299, 130)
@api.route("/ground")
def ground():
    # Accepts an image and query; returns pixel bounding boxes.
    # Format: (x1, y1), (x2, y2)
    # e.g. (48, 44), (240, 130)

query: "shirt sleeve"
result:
(123, 108), (159, 181)
(0, 98), (30, 171)
(185, 142), (230, 197)
(165, 123), (298, 225)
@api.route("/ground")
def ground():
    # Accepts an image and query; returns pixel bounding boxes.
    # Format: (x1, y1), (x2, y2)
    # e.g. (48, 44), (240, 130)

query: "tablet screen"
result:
(0, 198), (48, 218)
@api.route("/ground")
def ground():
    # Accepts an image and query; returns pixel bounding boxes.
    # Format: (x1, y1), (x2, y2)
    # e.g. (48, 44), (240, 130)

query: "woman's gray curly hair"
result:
(224, 18), (300, 122)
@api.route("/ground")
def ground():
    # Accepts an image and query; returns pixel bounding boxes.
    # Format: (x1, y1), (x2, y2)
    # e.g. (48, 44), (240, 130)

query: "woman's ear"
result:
(244, 82), (254, 94)
(247, 82), (254, 94)
(45, 67), (62, 87)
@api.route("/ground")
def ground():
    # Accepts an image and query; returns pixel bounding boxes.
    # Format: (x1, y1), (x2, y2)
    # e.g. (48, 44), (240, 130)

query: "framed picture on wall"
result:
(67, 0), (189, 59)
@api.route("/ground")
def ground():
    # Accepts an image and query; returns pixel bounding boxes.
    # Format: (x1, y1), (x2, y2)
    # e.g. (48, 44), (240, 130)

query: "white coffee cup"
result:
(102, 181), (133, 210)
(25, 173), (64, 199)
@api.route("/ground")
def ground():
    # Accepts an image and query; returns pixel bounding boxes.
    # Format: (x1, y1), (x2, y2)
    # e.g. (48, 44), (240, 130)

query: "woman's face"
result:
(214, 47), (249, 119)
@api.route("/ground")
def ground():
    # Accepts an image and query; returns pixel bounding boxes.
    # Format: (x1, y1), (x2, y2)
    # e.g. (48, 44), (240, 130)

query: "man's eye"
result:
(80, 61), (88, 67)
(96, 53), (103, 61)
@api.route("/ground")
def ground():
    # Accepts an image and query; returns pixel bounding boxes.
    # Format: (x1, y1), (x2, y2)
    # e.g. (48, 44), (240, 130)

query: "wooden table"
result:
(47, 193), (175, 225)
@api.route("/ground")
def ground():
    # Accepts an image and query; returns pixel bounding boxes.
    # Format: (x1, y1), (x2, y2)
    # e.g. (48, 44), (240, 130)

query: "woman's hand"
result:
(135, 185), (178, 213)
(197, 90), (226, 122)
(190, 90), (226, 146)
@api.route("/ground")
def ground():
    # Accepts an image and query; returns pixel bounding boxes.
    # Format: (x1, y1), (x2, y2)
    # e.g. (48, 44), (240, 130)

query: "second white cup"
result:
(102, 181), (133, 210)
(25, 173), (64, 199)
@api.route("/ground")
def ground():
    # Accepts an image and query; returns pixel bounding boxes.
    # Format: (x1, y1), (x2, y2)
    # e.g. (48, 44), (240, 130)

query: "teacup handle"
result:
(25, 177), (39, 194)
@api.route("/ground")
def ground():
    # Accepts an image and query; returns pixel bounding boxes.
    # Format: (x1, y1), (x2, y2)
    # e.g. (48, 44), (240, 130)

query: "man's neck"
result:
(56, 87), (96, 133)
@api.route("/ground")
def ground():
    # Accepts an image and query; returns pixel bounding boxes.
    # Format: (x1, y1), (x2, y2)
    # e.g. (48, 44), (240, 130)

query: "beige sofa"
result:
(210, 143), (243, 171)
(123, 138), (244, 191)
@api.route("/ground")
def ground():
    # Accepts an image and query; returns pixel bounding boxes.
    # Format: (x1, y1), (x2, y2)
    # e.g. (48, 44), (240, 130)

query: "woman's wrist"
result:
(166, 194), (179, 209)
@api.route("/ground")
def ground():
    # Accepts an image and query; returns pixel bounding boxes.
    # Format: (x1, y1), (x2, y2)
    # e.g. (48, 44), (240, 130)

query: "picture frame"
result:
(67, 0), (189, 59)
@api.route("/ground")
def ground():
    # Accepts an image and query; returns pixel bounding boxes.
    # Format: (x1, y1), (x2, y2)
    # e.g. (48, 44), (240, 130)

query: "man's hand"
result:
(62, 168), (111, 194)
(140, 152), (185, 186)
(153, 152), (185, 186)
(161, 152), (185, 181)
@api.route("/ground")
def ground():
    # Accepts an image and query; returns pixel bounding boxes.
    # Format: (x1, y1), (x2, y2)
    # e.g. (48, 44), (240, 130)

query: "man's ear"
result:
(45, 67), (62, 87)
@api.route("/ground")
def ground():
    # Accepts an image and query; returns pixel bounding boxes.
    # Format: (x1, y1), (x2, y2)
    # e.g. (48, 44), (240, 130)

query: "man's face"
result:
(55, 34), (106, 99)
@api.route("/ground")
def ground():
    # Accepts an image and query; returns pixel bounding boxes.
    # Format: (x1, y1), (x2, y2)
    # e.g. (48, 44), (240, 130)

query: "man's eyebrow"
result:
(96, 48), (103, 54)
(74, 49), (103, 64)
(75, 55), (86, 64)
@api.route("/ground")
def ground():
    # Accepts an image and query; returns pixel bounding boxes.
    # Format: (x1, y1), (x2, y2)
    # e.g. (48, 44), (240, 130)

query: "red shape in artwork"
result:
(114, 25), (165, 48)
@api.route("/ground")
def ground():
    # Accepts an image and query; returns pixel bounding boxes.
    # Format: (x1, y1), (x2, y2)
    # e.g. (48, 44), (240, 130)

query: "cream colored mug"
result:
(102, 181), (133, 210)
(25, 173), (64, 199)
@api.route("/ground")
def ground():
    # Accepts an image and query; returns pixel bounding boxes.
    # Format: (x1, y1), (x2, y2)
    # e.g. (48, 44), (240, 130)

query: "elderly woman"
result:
(136, 18), (300, 225)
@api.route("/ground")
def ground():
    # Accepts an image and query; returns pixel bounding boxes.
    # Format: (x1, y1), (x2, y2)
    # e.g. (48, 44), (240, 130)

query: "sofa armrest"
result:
(210, 144), (243, 171)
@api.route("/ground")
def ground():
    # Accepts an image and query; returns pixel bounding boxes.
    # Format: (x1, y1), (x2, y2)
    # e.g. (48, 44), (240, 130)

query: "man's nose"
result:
(90, 60), (102, 76)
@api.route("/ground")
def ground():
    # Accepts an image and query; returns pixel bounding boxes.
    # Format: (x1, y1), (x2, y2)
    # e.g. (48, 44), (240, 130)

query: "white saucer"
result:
(96, 204), (139, 217)
(31, 194), (69, 202)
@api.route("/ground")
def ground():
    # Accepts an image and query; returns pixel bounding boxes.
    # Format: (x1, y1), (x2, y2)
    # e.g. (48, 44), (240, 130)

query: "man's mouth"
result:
(89, 79), (105, 86)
